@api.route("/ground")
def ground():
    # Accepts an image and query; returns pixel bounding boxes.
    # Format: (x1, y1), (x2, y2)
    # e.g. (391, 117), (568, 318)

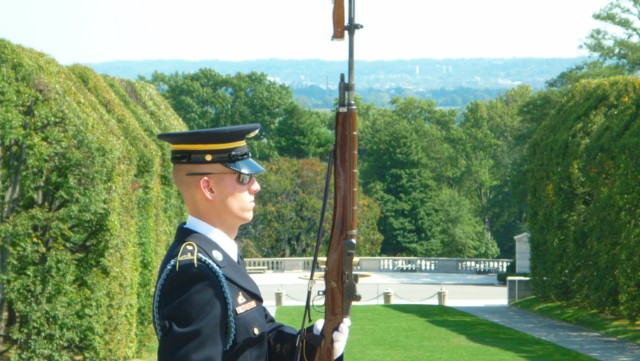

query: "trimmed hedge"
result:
(0, 40), (185, 359)
(525, 76), (640, 322)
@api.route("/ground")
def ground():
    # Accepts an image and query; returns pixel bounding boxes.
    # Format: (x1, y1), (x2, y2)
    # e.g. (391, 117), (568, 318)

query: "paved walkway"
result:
(251, 271), (640, 361)
(457, 306), (640, 361)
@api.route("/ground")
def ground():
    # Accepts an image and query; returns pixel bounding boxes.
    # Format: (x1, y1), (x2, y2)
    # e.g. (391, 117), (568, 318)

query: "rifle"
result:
(297, 1), (362, 360)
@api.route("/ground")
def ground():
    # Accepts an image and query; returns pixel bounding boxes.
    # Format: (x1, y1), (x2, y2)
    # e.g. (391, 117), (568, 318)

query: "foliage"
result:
(238, 157), (383, 257)
(144, 69), (298, 160)
(429, 188), (498, 258)
(0, 40), (184, 359)
(524, 76), (640, 322)
(546, 60), (626, 88)
(145, 64), (532, 260)
(583, 0), (640, 72)
(359, 103), (437, 255)
(293, 84), (510, 109)
(359, 96), (503, 257)
(274, 107), (333, 159)
(458, 86), (533, 257)
(549, 0), (640, 87)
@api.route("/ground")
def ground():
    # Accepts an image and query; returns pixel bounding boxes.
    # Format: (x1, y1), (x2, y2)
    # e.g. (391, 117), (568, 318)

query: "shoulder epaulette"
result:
(176, 241), (198, 270)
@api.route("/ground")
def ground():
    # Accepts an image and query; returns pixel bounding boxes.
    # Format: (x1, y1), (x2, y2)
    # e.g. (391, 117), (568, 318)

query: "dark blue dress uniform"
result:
(154, 226), (307, 360)
(154, 124), (316, 360)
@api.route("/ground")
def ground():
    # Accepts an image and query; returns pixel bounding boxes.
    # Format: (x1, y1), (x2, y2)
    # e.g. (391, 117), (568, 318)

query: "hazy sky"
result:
(0, 0), (613, 64)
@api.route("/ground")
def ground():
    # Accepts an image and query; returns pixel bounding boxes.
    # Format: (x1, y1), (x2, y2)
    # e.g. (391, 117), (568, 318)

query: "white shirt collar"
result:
(185, 215), (238, 262)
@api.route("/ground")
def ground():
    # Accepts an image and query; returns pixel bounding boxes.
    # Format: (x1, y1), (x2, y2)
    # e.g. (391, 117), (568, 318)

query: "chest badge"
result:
(235, 292), (257, 315)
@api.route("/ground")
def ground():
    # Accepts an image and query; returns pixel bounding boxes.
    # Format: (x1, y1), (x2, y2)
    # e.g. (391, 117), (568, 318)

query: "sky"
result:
(0, 0), (614, 65)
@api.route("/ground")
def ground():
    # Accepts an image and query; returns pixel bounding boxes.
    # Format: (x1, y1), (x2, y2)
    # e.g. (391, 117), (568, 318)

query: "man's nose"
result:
(250, 178), (261, 193)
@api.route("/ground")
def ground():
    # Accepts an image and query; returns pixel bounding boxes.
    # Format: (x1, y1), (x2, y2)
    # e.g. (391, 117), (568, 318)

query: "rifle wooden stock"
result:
(313, 85), (359, 361)
(332, 0), (345, 40)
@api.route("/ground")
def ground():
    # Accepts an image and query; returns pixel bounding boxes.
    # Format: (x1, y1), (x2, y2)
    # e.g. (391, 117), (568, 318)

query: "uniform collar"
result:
(185, 215), (238, 262)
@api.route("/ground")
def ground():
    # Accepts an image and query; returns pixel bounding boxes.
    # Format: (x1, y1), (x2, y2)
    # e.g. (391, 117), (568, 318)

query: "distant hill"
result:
(87, 58), (587, 108)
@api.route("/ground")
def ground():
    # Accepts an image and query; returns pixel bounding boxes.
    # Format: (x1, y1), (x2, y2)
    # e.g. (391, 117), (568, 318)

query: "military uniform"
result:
(153, 124), (318, 360)
(154, 225), (309, 360)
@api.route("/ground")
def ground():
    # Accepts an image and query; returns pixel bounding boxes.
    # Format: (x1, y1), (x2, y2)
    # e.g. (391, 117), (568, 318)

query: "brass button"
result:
(253, 327), (260, 336)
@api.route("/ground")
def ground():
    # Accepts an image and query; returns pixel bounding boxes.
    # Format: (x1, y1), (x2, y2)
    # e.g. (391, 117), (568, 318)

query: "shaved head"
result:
(173, 164), (220, 191)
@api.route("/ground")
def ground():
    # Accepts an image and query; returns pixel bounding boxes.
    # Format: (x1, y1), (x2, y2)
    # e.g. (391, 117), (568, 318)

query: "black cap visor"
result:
(223, 158), (265, 175)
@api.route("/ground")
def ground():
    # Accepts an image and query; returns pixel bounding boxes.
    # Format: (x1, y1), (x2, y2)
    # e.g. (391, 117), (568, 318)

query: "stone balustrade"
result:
(245, 256), (512, 274)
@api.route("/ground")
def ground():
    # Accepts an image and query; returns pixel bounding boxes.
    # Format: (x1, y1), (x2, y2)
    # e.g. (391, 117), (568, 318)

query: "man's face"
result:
(206, 166), (261, 229)
(174, 163), (262, 237)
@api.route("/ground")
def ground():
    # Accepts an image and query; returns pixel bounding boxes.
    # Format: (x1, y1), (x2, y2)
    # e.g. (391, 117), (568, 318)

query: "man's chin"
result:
(240, 213), (254, 224)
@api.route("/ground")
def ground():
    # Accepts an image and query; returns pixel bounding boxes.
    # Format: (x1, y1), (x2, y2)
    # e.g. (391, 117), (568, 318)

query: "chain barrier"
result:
(278, 285), (442, 304)
(392, 292), (439, 303)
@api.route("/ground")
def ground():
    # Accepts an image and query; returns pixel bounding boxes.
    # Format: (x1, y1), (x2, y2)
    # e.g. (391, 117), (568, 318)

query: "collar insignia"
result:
(212, 250), (224, 262)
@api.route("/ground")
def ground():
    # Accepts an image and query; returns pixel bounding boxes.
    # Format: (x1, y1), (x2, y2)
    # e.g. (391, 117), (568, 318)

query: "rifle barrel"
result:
(346, 0), (361, 105)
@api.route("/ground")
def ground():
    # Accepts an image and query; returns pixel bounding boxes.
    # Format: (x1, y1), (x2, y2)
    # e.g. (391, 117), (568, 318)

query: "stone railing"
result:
(245, 257), (512, 274)
(244, 257), (315, 272)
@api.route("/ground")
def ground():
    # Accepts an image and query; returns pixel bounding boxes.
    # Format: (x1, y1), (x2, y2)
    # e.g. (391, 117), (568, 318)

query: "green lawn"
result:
(276, 305), (594, 361)
(137, 304), (598, 360)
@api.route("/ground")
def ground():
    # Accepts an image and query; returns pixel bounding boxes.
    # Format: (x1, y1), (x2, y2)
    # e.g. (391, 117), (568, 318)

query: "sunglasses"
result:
(186, 172), (255, 185)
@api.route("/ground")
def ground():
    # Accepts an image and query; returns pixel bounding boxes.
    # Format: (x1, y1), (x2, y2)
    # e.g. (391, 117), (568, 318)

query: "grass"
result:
(276, 305), (594, 361)
(139, 300), (638, 360)
(512, 296), (640, 345)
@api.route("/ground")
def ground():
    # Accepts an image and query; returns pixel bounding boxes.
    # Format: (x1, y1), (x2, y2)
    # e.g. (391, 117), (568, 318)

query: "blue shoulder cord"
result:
(153, 253), (236, 351)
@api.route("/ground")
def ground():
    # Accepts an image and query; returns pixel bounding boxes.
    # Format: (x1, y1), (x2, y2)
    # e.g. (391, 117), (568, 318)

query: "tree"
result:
(360, 106), (435, 255)
(546, 60), (626, 88)
(238, 157), (383, 258)
(547, 0), (640, 88)
(145, 69), (298, 159)
(274, 107), (333, 159)
(583, 0), (640, 72)
(359, 95), (509, 258)
(360, 97), (486, 256)
(458, 86), (532, 257)
(430, 188), (498, 258)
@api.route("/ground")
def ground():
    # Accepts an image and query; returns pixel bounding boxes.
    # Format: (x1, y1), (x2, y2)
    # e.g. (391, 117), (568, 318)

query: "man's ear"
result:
(200, 177), (215, 200)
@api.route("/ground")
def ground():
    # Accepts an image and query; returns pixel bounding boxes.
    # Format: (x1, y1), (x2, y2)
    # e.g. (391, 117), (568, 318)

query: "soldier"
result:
(153, 123), (349, 360)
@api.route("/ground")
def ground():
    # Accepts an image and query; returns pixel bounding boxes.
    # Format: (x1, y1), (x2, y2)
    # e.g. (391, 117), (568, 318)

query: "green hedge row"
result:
(0, 40), (185, 359)
(526, 76), (640, 321)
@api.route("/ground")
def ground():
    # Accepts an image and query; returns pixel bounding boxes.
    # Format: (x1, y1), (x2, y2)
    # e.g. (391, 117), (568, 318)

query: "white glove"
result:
(313, 318), (351, 360)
